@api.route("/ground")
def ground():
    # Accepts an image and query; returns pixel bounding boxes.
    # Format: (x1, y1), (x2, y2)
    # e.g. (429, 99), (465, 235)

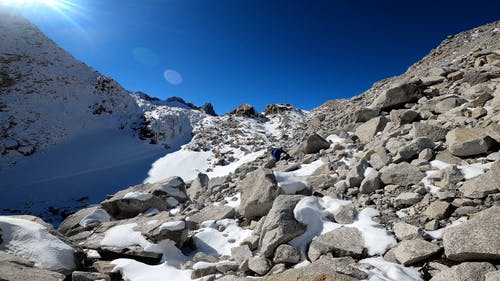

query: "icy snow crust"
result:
(0, 217), (76, 271)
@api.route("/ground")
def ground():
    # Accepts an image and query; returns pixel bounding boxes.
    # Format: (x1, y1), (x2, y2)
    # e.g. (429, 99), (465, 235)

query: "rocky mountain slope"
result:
(1, 13), (500, 281)
(0, 9), (212, 222)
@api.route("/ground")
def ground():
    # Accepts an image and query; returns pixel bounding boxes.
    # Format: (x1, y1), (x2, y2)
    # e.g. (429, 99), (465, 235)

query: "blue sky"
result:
(5, 0), (500, 114)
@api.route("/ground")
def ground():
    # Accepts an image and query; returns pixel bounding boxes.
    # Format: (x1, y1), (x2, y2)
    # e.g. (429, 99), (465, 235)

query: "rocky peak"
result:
(228, 103), (259, 118)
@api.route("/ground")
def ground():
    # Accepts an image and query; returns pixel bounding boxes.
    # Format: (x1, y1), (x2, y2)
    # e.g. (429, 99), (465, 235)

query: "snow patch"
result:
(123, 192), (153, 201)
(160, 221), (186, 232)
(426, 217), (467, 240)
(360, 257), (423, 281)
(79, 208), (111, 227)
(274, 159), (326, 194)
(0, 217), (76, 271)
(193, 219), (252, 256)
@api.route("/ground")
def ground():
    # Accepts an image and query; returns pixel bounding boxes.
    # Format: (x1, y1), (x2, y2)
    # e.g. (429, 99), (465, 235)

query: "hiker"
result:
(271, 147), (290, 161)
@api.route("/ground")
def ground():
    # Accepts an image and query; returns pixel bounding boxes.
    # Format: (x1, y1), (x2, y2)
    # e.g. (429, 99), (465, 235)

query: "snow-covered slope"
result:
(0, 10), (208, 223)
(146, 104), (310, 183)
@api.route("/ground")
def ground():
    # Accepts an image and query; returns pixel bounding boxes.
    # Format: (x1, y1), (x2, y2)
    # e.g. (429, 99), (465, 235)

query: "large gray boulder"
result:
(187, 205), (235, 224)
(380, 162), (426, 186)
(446, 128), (493, 157)
(248, 256), (272, 276)
(411, 122), (448, 142)
(355, 116), (389, 143)
(0, 252), (66, 281)
(460, 161), (500, 199)
(239, 168), (282, 220)
(396, 137), (434, 161)
(101, 176), (187, 219)
(390, 109), (419, 124)
(187, 173), (209, 201)
(393, 222), (421, 240)
(352, 107), (380, 122)
(300, 133), (331, 154)
(430, 262), (496, 281)
(273, 244), (301, 264)
(259, 195), (306, 258)
(424, 200), (452, 219)
(443, 206), (500, 261)
(359, 170), (383, 194)
(58, 206), (109, 236)
(308, 227), (365, 261)
(371, 81), (421, 110)
(392, 239), (440, 266)
(486, 123), (500, 143)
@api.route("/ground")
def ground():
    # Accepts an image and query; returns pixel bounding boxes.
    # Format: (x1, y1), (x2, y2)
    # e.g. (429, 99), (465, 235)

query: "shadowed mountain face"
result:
(0, 10), (499, 281)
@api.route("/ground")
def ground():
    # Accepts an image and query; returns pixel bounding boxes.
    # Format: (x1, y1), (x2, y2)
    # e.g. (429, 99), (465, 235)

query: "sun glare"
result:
(1, 0), (78, 11)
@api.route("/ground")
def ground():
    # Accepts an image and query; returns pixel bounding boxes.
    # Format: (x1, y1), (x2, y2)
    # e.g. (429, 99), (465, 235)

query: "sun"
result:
(1, 0), (68, 8)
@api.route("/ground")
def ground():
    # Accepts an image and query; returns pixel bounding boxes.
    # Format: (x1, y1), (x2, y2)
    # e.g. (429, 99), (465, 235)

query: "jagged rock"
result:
(435, 151), (464, 165)
(355, 116), (389, 143)
(393, 192), (422, 208)
(393, 222), (421, 240)
(411, 121), (448, 142)
(192, 265), (217, 279)
(308, 227), (365, 261)
(201, 103), (217, 116)
(248, 256), (272, 276)
(424, 201), (452, 219)
(371, 81), (421, 110)
(472, 107), (488, 118)
(421, 75), (445, 86)
(380, 163), (426, 186)
(352, 107), (380, 122)
(486, 123), (500, 143)
(468, 92), (493, 107)
(0, 252), (66, 281)
(359, 170), (382, 194)
(343, 159), (367, 187)
(419, 148), (433, 161)
(187, 205), (235, 224)
(446, 128), (493, 157)
(3, 138), (19, 150)
(267, 264), (287, 275)
(58, 206), (107, 236)
(231, 245), (252, 265)
(273, 244), (301, 264)
(437, 165), (464, 188)
(443, 206), (500, 261)
(17, 145), (35, 156)
(207, 176), (230, 193)
(300, 133), (331, 154)
(396, 137), (434, 162)
(228, 255), (360, 281)
(101, 177), (187, 219)
(216, 261), (239, 274)
(229, 104), (257, 117)
(393, 239), (440, 266)
(433, 96), (467, 113)
(72, 271), (110, 281)
(187, 173), (209, 202)
(264, 103), (293, 115)
(239, 168), (282, 220)
(389, 109), (419, 124)
(486, 271), (500, 281)
(430, 262), (496, 281)
(333, 204), (356, 224)
(460, 161), (500, 199)
(259, 195), (306, 258)
(241, 235), (259, 251)
(367, 147), (392, 170)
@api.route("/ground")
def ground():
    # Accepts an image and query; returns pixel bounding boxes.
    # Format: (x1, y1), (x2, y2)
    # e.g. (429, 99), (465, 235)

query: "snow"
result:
(112, 259), (193, 281)
(193, 219), (252, 256)
(160, 221), (186, 231)
(360, 257), (423, 281)
(79, 208), (111, 227)
(422, 160), (493, 194)
(290, 196), (397, 258)
(123, 192), (153, 201)
(426, 217), (467, 240)
(326, 134), (345, 144)
(145, 148), (213, 183)
(225, 193), (241, 209)
(206, 150), (265, 179)
(364, 167), (378, 178)
(143, 208), (159, 217)
(274, 159), (326, 194)
(0, 216), (76, 271)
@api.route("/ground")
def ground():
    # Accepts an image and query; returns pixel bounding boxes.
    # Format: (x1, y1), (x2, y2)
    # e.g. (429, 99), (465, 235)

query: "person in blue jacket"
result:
(271, 147), (290, 161)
